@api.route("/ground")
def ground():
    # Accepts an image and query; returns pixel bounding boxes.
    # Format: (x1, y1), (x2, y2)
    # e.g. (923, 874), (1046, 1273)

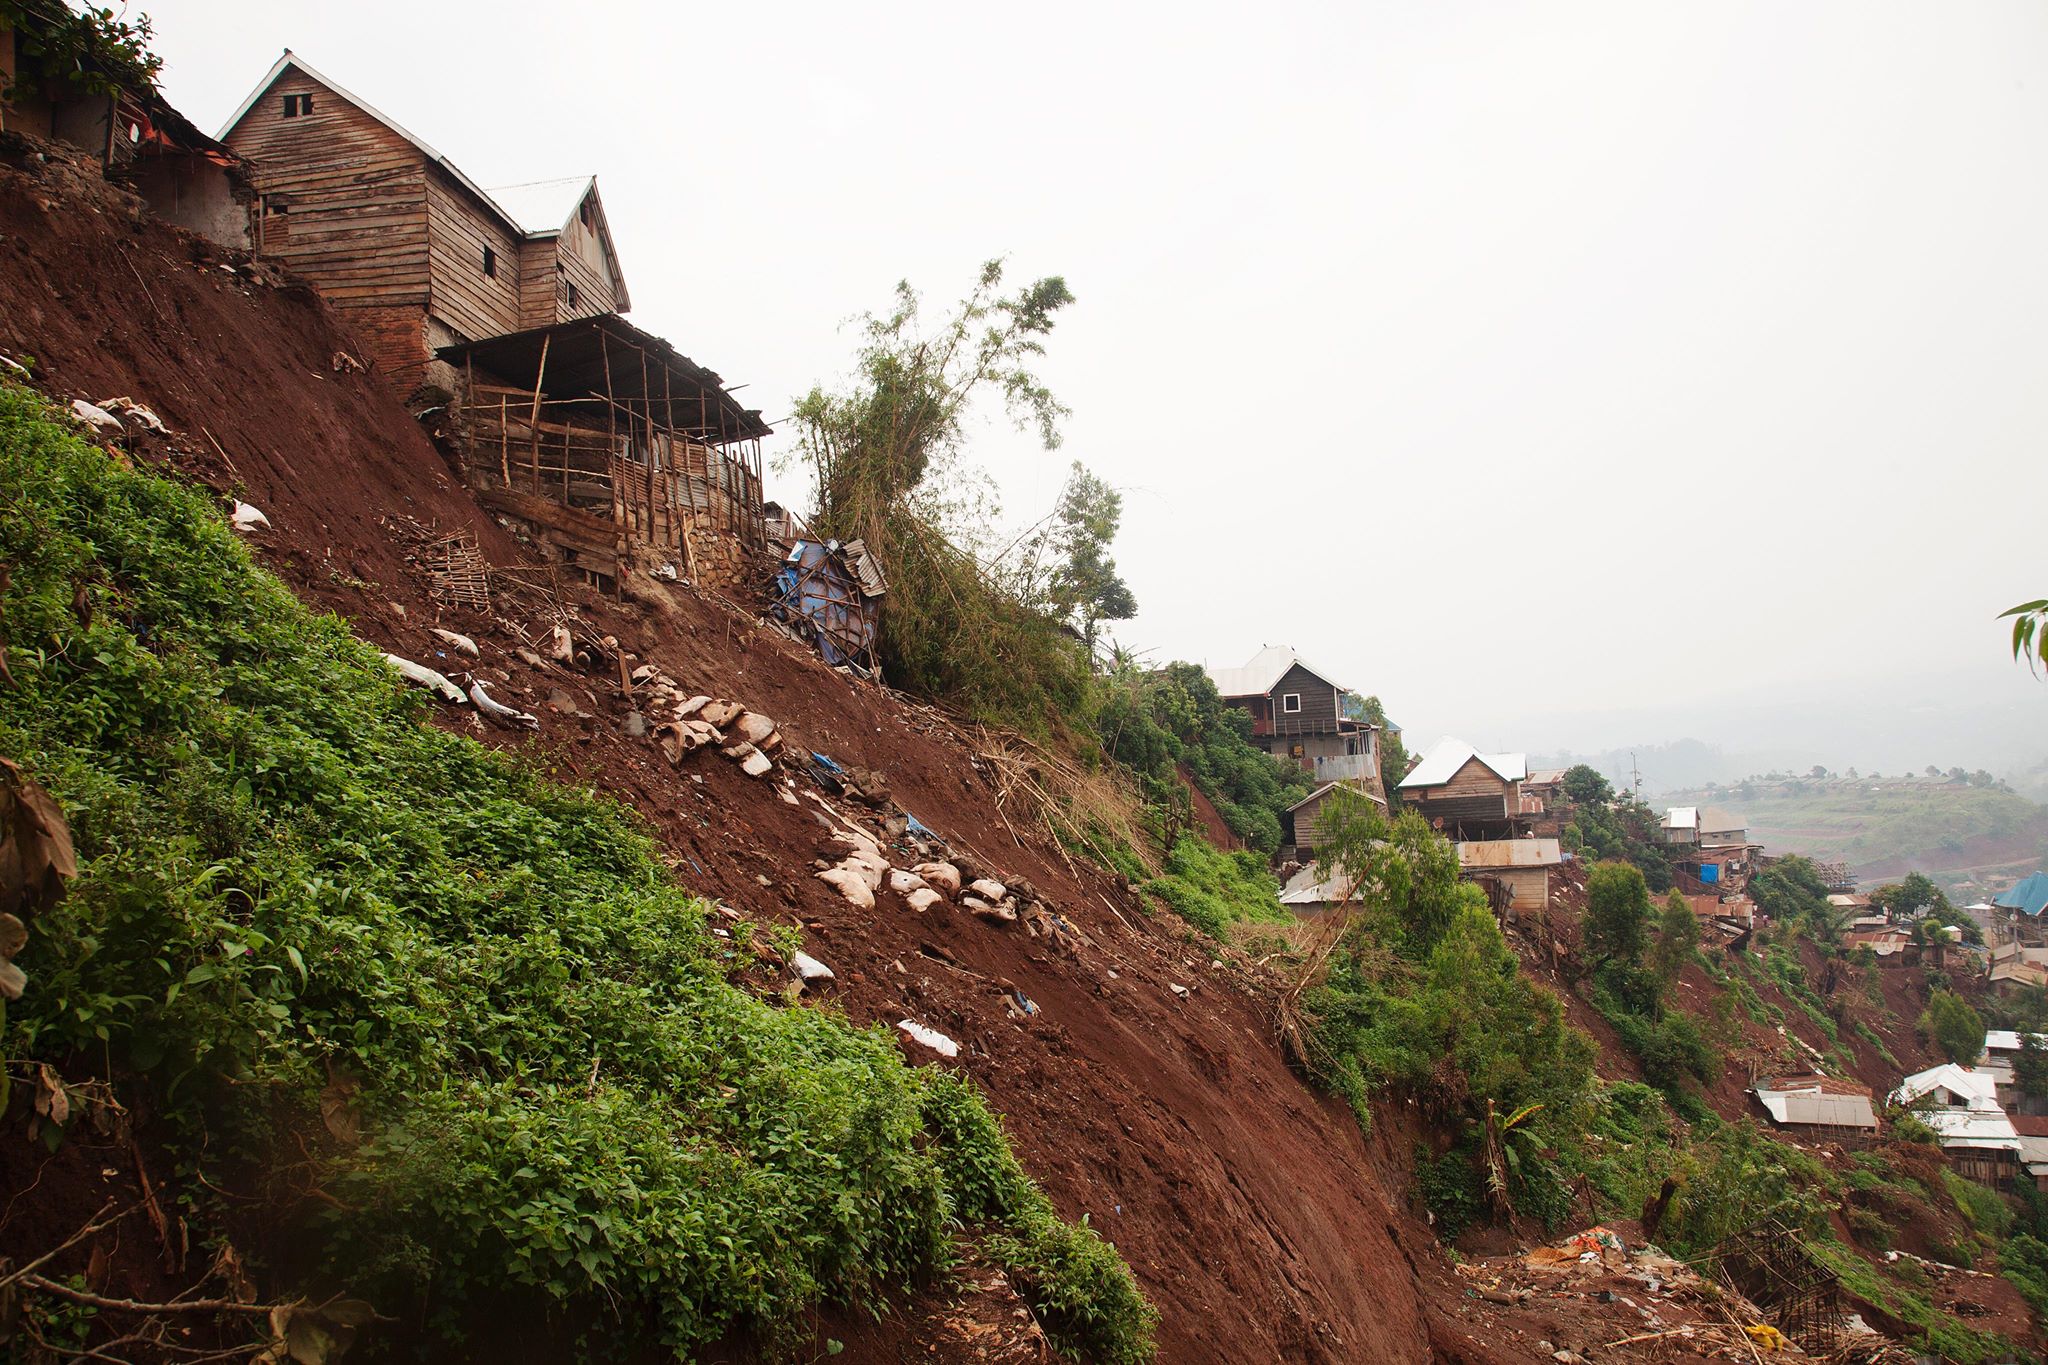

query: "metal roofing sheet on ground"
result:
(1757, 1091), (1878, 1130)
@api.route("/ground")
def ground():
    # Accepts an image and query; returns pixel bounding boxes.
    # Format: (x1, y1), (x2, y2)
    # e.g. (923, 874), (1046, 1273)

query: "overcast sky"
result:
(151, 1), (2048, 773)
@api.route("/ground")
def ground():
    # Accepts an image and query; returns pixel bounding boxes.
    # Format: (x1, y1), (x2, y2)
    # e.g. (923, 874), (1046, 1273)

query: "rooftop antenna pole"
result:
(1630, 751), (1642, 799)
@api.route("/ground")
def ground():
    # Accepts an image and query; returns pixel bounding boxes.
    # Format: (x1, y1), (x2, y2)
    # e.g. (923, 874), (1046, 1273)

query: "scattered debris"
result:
(791, 951), (835, 986)
(769, 539), (885, 673)
(97, 396), (167, 432)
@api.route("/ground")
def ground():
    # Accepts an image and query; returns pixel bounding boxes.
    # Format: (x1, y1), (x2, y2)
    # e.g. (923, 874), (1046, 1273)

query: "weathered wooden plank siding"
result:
(425, 176), (523, 343)
(225, 71), (429, 383)
(556, 198), (625, 316)
(1269, 664), (1339, 736)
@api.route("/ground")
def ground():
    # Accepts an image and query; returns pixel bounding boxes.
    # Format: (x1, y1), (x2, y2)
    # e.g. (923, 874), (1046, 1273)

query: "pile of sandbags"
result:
(650, 691), (782, 779)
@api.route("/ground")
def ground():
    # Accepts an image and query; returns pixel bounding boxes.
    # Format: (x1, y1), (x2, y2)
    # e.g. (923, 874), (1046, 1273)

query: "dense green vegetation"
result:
(1555, 766), (1678, 891)
(1098, 661), (1311, 856)
(0, 384), (1153, 1361)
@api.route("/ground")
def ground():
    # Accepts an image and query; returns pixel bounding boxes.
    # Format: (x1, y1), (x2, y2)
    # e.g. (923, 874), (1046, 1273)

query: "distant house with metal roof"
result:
(1661, 807), (1700, 845)
(1893, 1064), (2023, 1185)
(1996, 872), (2048, 918)
(1208, 648), (1382, 799)
(1751, 1077), (1878, 1143)
(1397, 739), (1528, 840)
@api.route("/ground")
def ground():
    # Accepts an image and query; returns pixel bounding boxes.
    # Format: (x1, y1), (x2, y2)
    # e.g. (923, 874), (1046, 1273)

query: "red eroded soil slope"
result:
(0, 140), (1534, 1364)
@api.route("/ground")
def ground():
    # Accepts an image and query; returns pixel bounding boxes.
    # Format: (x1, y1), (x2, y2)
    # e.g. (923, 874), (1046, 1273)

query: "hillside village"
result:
(5, 7), (2048, 1365)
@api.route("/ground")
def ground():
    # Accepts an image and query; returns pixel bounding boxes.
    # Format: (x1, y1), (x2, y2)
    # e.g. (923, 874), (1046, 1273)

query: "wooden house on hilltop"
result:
(217, 53), (769, 592)
(1208, 648), (1384, 800)
(218, 53), (630, 397)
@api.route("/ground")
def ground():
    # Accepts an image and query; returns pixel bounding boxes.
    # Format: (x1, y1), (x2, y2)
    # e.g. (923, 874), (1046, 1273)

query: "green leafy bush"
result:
(1141, 838), (1287, 938)
(0, 383), (1152, 1360)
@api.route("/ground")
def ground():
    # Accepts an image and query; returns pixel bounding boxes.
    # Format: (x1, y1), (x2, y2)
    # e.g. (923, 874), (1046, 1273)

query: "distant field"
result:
(1660, 780), (2048, 895)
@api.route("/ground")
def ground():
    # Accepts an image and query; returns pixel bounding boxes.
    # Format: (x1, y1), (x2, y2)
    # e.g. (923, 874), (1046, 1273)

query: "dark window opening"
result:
(579, 199), (593, 226)
(565, 282), (580, 309)
(482, 247), (496, 278)
(282, 93), (314, 117)
(1281, 692), (1302, 714)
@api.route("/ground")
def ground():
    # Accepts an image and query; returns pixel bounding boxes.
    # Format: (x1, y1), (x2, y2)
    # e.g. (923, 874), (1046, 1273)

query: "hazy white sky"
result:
(150, 1), (2048, 769)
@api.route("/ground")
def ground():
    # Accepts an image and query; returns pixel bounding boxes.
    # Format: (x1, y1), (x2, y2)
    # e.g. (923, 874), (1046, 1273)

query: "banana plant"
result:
(1480, 1099), (1545, 1218)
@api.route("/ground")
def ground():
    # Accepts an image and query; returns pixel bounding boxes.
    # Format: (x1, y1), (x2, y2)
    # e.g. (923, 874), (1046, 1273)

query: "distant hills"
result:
(1657, 775), (2048, 898)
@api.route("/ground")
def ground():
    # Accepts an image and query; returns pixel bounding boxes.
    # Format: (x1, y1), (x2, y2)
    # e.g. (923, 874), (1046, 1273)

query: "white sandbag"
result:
(905, 888), (943, 913)
(968, 879), (1007, 902)
(431, 628), (479, 657)
(468, 679), (538, 729)
(791, 951), (835, 983)
(888, 869), (928, 896)
(70, 399), (121, 433)
(815, 865), (875, 909)
(382, 653), (466, 704)
(229, 500), (270, 532)
(912, 862), (961, 896)
(897, 1020), (959, 1058)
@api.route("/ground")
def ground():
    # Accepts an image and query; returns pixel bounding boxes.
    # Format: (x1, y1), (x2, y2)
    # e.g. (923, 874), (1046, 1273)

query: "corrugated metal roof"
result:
(1918, 1106), (2022, 1150)
(1892, 1064), (2001, 1110)
(1663, 806), (1699, 831)
(1456, 838), (1564, 869)
(1398, 737), (1528, 789)
(1996, 872), (2048, 915)
(1285, 781), (1384, 815)
(1209, 646), (1339, 700)
(1756, 1090), (1877, 1130)
(482, 176), (594, 234)
(839, 538), (888, 598)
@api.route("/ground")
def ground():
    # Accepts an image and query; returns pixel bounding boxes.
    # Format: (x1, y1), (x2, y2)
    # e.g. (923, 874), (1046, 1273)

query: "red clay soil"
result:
(0, 138), (1560, 1364)
(1177, 765), (1243, 852)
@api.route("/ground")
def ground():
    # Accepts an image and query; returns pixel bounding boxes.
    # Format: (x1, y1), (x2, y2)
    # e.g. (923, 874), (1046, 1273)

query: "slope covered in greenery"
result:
(0, 382), (1152, 1361)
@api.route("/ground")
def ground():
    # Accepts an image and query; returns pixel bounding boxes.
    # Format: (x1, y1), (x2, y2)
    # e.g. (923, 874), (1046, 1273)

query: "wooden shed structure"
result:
(1455, 837), (1563, 914)
(438, 315), (769, 593)
(218, 52), (631, 395)
(1283, 782), (1386, 862)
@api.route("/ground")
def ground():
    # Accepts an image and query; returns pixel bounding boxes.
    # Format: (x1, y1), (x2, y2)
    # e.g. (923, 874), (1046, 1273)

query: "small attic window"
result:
(1281, 692), (1302, 714)
(282, 93), (314, 118)
(579, 199), (593, 226)
(482, 247), (497, 278)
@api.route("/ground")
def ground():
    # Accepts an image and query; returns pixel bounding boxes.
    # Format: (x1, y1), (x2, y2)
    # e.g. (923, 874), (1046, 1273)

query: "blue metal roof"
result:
(1995, 872), (2048, 916)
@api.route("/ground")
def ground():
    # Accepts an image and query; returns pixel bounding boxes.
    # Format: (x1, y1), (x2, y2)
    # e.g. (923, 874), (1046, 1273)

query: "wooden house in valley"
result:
(216, 53), (769, 591)
(218, 53), (630, 397)
(1397, 738), (1528, 841)
(1209, 648), (1384, 801)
